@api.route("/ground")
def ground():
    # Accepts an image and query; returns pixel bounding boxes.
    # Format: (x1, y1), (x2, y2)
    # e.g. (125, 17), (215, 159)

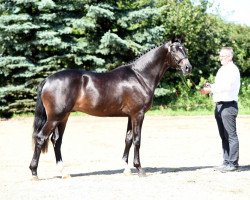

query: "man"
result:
(200, 47), (241, 172)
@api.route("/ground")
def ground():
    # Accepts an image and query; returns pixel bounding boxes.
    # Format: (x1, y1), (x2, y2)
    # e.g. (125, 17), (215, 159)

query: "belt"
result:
(216, 101), (236, 105)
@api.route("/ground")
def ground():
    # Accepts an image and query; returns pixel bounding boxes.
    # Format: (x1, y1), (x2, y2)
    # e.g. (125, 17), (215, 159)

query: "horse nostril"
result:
(185, 65), (192, 73)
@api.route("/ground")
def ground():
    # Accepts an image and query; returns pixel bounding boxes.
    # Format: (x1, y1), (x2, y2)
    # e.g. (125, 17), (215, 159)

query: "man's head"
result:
(219, 47), (233, 66)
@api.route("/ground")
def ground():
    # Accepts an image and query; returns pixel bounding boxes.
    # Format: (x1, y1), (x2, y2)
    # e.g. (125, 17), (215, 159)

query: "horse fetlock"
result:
(123, 160), (132, 176)
(133, 161), (141, 169)
(31, 171), (38, 177)
(29, 165), (37, 176)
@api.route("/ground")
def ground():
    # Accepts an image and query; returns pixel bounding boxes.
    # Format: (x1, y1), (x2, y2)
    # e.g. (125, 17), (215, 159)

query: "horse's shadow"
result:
(67, 165), (217, 178)
(69, 165), (250, 178)
(69, 166), (210, 178)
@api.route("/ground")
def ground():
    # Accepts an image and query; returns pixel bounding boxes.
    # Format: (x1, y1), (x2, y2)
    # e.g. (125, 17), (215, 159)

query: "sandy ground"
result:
(0, 115), (250, 200)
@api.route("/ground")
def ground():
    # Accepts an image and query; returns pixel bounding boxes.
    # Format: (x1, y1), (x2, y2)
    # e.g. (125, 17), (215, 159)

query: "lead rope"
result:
(179, 73), (202, 94)
(179, 73), (191, 90)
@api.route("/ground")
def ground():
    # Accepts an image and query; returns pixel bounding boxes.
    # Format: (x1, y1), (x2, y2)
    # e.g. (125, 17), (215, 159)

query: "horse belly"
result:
(75, 105), (127, 117)
(73, 93), (126, 117)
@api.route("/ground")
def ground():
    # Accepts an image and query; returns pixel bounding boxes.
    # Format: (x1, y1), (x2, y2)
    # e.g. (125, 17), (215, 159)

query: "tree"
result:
(152, 0), (250, 109)
(0, 0), (164, 117)
(0, 0), (249, 117)
(227, 23), (250, 76)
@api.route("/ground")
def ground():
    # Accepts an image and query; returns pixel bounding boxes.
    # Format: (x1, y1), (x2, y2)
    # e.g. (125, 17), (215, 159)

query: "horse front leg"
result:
(122, 117), (133, 175)
(132, 112), (146, 177)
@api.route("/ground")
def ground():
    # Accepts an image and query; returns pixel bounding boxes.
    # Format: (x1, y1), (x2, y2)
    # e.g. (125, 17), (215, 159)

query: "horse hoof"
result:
(62, 174), (71, 179)
(31, 176), (39, 181)
(123, 169), (133, 176)
(138, 170), (147, 177)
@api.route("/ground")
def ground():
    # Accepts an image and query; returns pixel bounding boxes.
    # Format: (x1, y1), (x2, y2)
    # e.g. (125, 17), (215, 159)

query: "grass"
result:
(8, 104), (250, 119)
(146, 108), (214, 116)
(148, 105), (250, 116)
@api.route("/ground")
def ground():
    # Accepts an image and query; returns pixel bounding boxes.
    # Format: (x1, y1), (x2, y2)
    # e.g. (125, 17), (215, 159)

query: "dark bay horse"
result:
(29, 38), (192, 179)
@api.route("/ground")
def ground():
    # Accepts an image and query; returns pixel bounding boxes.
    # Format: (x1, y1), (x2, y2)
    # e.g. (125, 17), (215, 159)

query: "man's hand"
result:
(200, 82), (211, 95)
(200, 87), (211, 95)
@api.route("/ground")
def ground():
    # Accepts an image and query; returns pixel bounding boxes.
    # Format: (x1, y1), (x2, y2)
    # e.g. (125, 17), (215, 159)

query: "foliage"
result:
(153, 0), (250, 112)
(154, 74), (214, 111)
(0, 0), (164, 117)
(238, 78), (250, 111)
(227, 24), (250, 76)
(153, 75), (250, 114)
(0, 0), (250, 118)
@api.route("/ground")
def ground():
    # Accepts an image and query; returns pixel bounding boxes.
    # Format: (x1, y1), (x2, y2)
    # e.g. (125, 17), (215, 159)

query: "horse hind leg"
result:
(30, 143), (42, 180)
(29, 120), (58, 180)
(51, 115), (70, 178)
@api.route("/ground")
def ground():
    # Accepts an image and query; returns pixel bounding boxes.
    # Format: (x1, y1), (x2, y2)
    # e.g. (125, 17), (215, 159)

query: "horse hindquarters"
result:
(29, 77), (70, 178)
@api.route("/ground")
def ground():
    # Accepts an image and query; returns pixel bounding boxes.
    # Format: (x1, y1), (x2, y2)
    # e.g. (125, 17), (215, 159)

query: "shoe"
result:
(219, 165), (238, 173)
(213, 164), (228, 171)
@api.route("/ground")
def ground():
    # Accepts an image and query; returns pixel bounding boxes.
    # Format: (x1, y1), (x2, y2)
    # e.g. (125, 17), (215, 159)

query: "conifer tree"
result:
(0, 0), (164, 117)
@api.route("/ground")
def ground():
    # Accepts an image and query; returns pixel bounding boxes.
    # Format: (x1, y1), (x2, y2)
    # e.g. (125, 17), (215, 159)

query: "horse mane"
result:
(119, 42), (166, 68)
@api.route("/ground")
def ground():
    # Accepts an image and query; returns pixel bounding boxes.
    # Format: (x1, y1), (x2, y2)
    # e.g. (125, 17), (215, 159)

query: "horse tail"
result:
(32, 79), (49, 153)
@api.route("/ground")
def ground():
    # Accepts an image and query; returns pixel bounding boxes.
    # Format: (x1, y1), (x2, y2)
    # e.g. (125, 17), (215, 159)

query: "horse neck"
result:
(132, 46), (170, 92)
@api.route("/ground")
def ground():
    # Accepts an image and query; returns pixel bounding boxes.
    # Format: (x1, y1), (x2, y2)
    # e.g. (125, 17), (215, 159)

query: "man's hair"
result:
(220, 47), (234, 58)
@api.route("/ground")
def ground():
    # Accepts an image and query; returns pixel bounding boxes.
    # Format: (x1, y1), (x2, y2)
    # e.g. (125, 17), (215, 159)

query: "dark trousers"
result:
(214, 101), (239, 167)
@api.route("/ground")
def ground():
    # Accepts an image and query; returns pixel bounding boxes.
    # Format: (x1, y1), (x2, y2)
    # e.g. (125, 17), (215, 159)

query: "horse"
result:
(29, 38), (192, 179)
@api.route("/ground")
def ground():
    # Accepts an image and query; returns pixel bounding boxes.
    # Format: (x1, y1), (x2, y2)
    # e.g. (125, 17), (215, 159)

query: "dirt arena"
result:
(0, 115), (250, 200)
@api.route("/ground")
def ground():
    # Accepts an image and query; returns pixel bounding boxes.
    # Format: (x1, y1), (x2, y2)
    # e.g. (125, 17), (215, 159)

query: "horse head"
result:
(165, 37), (192, 75)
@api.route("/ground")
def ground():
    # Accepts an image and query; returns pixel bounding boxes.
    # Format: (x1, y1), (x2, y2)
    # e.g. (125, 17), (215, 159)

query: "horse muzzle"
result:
(180, 59), (192, 75)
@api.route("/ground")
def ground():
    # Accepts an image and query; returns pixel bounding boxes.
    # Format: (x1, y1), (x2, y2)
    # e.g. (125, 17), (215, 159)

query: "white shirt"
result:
(210, 61), (240, 102)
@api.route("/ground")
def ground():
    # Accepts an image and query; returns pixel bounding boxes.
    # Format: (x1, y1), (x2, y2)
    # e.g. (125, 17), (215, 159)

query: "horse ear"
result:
(171, 35), (185, 43)
(164, 41), (172, 52)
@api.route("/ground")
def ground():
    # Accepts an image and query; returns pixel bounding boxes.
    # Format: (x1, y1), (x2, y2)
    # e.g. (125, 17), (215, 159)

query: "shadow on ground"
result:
(69, 165), (215, 178)
(40, 165), (250, 180)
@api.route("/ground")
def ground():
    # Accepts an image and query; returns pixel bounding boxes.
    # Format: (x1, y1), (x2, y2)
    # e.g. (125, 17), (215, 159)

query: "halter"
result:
(168, 42), (188, 68)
